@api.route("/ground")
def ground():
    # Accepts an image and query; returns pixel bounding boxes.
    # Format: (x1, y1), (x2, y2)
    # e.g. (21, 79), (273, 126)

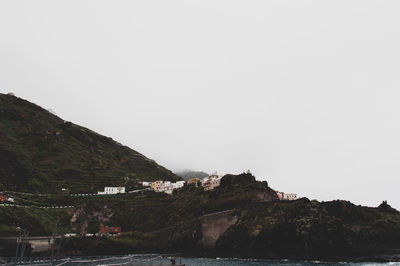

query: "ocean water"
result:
(170, 257), (400, 266)
(3, 255), (400, 265)
(38, 255), (400, 266)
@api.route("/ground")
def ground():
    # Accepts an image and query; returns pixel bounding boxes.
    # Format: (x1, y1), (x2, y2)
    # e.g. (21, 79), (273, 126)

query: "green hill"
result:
(0, 93), (180, 193)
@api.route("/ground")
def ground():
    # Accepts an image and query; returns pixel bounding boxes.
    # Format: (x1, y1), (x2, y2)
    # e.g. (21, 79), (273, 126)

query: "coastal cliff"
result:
(37, 190), (400, 262)
(2, 169), (400, 261)
(214, 199), (400, 261)
(3, 174), (399, 262)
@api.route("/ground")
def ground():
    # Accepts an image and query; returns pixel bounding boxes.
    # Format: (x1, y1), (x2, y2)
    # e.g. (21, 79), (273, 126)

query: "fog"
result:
(1, 1), (400, 208)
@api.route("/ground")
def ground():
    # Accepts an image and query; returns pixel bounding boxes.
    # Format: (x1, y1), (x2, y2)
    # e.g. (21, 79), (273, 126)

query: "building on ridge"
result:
(274, 190), (298, 201)
(162, 181), (174, 194)
(0, 194), (7, 202)
(146, 180), (186, 194)
(99, 224), (121, 236)
(202, 175), (222, 191)
(187, 178), (201, 186)
(283, 193), (298, 200)
(275, 190), (284, 200)
(150, 181), (163, 192)
(98, 187), (126, 195)
(140, 181), (151, 187)
(173, 181), (185, 189)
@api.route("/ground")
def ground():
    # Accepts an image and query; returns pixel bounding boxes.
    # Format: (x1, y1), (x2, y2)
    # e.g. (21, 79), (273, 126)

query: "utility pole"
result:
(15, 229), (21, 263)
(56, 233), (64, 263)
(50, 232), (56, 265)
(20, 229), (29, 263)
(15, 228), (29, 264)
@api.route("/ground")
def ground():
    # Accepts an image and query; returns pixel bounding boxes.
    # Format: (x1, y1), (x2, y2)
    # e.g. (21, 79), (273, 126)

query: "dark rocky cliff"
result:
(214, 199), (400, 261)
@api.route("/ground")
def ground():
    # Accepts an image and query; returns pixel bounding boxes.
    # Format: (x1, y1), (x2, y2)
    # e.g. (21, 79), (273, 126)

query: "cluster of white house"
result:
(95, 176), (298, 200)
(96, 175), (224, 196)
(142, 180), (186, 194)
(139, 174), (223, 194)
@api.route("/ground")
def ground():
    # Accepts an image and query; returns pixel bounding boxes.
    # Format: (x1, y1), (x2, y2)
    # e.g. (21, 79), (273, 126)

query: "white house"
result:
(202, 175), (222, 191)
(162, 181), (174, 194)
(103, 187), (126, 194)
(150, 181), (163, 192)
(141, 182), (151, 187)
(172, 181), (185, 189)
(282, 193), (298, 200)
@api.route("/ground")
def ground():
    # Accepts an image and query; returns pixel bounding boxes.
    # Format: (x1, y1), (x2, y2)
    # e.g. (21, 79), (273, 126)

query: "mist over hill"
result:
(0, 93), (180, 193)
(174, 169), (209, 181)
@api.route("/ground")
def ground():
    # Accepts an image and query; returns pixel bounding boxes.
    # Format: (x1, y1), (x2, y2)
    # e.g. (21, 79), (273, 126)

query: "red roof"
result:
(99, 224), (121, 234)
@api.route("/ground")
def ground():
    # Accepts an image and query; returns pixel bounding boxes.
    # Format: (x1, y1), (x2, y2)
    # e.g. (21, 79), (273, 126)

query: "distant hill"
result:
(175, 169), (209, 181)
(0, 93), (180, 193)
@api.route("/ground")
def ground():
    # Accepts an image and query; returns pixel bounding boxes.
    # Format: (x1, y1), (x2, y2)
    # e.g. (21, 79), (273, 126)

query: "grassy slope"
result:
(0, 93), (180, 193)
(0, 207), (71, 236)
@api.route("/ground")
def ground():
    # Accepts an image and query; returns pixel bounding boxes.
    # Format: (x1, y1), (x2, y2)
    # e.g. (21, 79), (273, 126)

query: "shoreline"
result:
(3, 252), (400, 264)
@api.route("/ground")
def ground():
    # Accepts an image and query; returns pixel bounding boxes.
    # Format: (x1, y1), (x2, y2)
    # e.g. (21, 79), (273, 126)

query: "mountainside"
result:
(175, 170), (209, 181)
(0, 93), (180, 193)
(1, 173), (400, 261)
(2, 93), (400, 262)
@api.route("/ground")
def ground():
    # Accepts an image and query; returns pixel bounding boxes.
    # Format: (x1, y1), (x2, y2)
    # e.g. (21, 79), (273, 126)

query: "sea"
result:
(7, 254), (398, 266)
(3, 254), (400, 265)
(122, 256), (400, 266)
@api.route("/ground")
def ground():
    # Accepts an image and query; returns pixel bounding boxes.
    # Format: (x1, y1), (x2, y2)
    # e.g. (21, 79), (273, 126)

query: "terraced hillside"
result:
(0, 93), (180, 193)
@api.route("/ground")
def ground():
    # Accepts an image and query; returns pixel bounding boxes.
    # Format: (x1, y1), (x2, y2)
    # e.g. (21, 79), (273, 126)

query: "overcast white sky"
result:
(1, 0), (400, 209)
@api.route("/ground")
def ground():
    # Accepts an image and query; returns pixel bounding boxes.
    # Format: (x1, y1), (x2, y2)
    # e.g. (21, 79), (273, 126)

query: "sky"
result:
(1, 1), (400, 209)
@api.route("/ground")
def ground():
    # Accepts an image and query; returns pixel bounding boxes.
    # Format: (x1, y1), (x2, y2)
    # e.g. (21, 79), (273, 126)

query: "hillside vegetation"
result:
(0, 173), (276, 236)
(0, 93), (179, 193)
